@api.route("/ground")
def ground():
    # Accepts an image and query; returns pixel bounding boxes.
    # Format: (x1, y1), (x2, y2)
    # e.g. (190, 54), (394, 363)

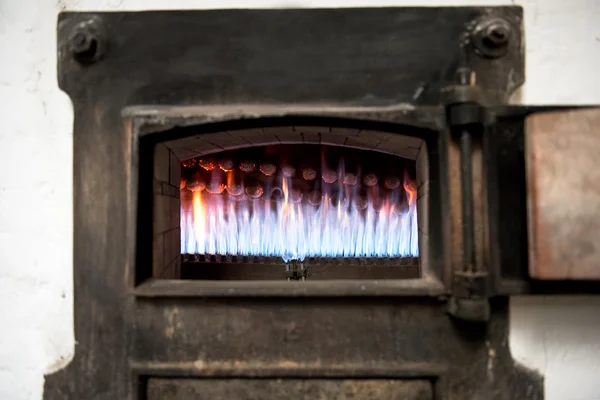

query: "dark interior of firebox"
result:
(169, 143), (420, 281)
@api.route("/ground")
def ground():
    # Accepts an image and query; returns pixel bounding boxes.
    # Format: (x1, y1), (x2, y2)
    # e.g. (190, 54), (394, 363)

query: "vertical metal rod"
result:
(460, 130), (475, 272)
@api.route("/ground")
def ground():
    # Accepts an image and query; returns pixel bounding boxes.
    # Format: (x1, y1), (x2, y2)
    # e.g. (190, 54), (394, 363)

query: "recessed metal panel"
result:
(147, 378), (433, 400)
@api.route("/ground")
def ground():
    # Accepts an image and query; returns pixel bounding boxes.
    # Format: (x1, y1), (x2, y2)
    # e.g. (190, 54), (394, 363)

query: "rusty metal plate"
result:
(146, 378), (433, 400)
(526, 108), (600, 280)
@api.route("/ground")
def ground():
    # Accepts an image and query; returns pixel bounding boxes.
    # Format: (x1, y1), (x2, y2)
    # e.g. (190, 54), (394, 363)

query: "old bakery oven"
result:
(45, 6), (600, 400)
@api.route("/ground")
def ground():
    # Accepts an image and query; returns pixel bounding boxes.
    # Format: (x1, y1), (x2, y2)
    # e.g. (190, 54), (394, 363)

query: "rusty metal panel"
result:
(526, 108), (600, 280)
(146, 378), (433, 400)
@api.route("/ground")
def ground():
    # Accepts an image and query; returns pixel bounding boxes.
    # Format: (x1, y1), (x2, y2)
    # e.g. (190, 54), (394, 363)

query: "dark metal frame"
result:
(45, 6), (596, 399)
(133, 109), (448, 297)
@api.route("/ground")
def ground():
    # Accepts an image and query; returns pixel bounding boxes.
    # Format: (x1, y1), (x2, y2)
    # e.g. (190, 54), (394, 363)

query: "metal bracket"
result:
(285, 260), (310, 281)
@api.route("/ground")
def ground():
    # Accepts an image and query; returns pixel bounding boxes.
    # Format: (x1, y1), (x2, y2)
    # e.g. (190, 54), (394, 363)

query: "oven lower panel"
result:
(130, 298), (542, 400)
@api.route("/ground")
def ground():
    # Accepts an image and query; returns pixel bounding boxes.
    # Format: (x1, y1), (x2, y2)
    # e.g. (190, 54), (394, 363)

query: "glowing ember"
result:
(181, 153), (419, 261)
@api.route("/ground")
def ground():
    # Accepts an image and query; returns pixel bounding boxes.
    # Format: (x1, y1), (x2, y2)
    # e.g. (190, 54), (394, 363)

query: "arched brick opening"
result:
(151, 123), (430, 281)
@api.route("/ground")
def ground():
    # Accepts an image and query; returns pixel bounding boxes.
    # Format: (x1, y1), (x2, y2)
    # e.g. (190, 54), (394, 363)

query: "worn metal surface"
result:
(45, 7), (548, 400)
(146, 378), (433, 400)
(57, 8), (524, 107)
(132, 278), (446, 298)
(526, 108), (600, 280)
(130, 298), (542, 399)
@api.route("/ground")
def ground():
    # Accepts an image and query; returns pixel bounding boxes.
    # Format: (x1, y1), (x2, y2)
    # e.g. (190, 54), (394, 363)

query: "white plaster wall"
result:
(0, 0), (599, 399)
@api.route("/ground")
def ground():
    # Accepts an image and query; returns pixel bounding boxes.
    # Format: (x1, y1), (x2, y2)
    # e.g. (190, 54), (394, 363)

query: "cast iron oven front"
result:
(45, 7), (592, 399)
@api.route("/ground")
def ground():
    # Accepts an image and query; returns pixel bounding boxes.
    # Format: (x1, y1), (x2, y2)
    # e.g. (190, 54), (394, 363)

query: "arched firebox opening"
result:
(142, 118), (431, 282)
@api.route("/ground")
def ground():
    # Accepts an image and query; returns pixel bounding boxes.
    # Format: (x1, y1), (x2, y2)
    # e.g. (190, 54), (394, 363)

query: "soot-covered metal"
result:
(46, 6), (599, 400)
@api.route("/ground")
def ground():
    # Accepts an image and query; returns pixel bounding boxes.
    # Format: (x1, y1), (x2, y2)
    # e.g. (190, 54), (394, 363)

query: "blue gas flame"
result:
(181, 175), (418, 260)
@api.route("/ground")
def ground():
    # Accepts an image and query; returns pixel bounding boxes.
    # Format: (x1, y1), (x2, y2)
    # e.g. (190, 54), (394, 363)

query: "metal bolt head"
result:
(67, 17), (107, 64)
(69, 31), (94, 54)
(472, 18), (512, 59)
(485, 24), (510, 47)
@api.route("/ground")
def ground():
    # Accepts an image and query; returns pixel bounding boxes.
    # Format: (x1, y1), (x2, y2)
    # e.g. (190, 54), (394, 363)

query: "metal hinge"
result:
(444, 68), (493, 322)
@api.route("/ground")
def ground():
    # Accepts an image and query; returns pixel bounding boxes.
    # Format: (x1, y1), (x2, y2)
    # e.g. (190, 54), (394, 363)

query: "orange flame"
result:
(192, 190), (206, 244)
(403, 171), (417, 206)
